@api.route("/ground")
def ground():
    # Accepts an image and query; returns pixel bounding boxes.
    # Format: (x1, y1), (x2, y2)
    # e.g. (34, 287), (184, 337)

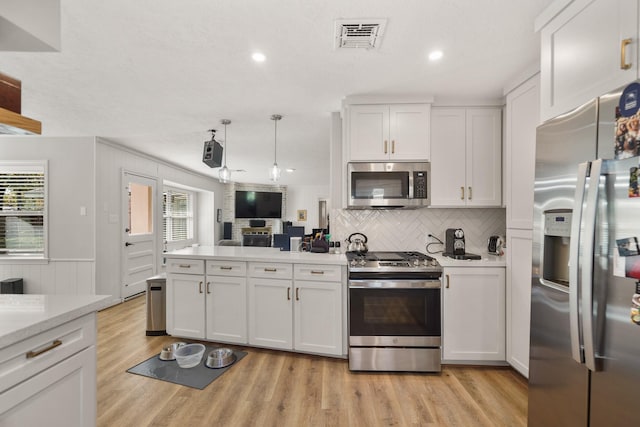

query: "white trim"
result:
(342, 94), (435, 107)
(534, 0), (580, 32)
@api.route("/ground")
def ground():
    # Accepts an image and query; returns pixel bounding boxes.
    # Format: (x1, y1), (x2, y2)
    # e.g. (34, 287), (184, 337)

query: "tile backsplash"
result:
(331, 208), (506, 254)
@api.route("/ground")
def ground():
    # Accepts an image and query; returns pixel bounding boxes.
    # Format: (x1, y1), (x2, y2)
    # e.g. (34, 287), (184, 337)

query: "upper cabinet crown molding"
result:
(342, 94), (434, 108)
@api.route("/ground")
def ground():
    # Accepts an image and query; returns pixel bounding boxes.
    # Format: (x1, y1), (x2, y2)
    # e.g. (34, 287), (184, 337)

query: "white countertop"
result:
(0, 294), (112, 348)
(431, 252), (506, 267)
(165, 245), (348, 266)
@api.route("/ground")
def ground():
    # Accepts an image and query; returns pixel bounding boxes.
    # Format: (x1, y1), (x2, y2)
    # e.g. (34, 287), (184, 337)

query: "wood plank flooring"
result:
(97, 296), (528, 427)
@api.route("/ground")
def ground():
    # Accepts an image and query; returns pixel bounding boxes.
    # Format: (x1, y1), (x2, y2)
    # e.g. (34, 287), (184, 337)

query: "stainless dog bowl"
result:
(159, 341), (186, 361)
(205, 348), (236, 368)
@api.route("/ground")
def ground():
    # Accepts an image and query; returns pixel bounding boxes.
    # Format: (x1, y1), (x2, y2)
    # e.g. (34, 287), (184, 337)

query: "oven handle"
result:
(348, 279), (441, 289)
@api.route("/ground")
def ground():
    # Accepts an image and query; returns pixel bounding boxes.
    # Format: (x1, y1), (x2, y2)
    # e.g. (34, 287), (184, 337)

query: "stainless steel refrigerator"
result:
(529, 84), (640, 426)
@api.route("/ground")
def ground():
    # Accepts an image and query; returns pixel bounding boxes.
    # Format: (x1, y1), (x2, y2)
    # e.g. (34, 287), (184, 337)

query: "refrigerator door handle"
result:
(569, 162), (589, 364)
(581, 158), (601, 372)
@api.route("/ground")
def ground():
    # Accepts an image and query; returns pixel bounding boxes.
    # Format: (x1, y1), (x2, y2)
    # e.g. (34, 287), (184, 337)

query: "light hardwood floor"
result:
(97, 296), (528, 427)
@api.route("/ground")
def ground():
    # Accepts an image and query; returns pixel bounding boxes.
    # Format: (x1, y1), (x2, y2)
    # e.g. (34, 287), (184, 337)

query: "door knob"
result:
(125, 242), (134, 247)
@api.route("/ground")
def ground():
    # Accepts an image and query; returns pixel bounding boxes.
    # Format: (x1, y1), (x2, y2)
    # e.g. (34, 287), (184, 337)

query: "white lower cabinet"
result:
(294, 264), (343, 356)
(506, 229), (533, 377)
(442, 266), (506, 362)
(0, 346), (96, 427)
(167, 259), (248, 343)
(167, 258), (345, 357)
(248, 276), (293, 350)
(0, 314), (98, 427)
(247, 263), (344, 355)
(167, 273), (206, 339)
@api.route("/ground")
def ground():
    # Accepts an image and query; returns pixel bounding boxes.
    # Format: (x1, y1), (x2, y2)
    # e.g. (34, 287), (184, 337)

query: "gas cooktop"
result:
(346, 251), (442, 275)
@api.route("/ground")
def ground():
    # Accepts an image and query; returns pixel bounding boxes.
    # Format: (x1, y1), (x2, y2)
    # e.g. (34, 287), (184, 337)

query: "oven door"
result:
(348, 279), (441, 347)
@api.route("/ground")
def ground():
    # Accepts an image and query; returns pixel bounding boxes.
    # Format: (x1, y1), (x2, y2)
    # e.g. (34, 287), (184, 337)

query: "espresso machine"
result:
(443, 228), (481, 260)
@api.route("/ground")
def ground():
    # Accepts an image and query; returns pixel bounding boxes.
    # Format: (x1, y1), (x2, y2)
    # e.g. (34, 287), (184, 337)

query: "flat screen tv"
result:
(235, 191), (282, 219)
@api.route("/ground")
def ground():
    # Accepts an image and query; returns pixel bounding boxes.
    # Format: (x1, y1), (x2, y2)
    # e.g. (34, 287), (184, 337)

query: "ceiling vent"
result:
(334, 19), (387, 50)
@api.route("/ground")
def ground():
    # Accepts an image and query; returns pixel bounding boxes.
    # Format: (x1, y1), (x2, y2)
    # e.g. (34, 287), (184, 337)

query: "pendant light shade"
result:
(269, 114), (282, 182)
(218, 119), (231, 183)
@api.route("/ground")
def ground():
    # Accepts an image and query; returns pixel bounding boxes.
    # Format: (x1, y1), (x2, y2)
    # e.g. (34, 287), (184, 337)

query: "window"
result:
(163, 187), (193, 243)
(0, 162), (47, 257)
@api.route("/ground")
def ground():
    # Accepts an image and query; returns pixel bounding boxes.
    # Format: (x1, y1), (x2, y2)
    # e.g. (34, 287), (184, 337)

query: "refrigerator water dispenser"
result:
(542, 210), (572, 286)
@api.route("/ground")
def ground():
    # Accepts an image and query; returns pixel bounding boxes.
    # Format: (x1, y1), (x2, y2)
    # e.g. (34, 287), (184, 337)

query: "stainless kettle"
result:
(346, 232), (368, 253)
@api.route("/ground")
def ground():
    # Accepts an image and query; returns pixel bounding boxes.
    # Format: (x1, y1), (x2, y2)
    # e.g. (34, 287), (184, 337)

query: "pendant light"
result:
(218, 119), (232, 183)
(269, 114), (282, 181)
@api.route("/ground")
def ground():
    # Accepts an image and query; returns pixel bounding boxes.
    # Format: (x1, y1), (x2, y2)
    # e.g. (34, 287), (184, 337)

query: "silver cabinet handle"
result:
(26, 339), (62, 359)
(621, 38), (633, 70)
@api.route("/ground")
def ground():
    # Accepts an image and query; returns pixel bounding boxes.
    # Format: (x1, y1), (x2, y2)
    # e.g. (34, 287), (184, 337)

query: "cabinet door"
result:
(389, 104), (430, 160)
(0, 345), (96, 427)
(540, 0), (638, 122)
(466, 108), (502, 207)
(248, 278), (293, 350)
(348, 104), (389, 161)
(505, 75), (539, 229)
(206, 275), (247, 344)
(167, 274), (205, 339)
(430, 108), (467, 206)
(294, 281), (342, 356)
(442, 267), (506, 361)
(506, 229), (533, 378)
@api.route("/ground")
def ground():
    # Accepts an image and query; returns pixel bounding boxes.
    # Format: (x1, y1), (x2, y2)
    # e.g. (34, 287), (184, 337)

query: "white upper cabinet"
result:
(430, 107), (502, 207)
(538, 0), (638, 122)
(347, 103), (431, 161)
(505, 74), (540, 229)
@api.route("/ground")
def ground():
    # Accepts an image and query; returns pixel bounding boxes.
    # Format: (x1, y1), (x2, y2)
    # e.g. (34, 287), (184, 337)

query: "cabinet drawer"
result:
(206, 260), (246, 277)
(0, 313), (96, 393)
(294, 264), (343, 282)
(248, 262), (293, 279)
(166, 259), (205, 275)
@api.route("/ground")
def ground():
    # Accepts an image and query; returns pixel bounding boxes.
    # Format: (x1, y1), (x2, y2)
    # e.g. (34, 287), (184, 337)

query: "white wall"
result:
(95, 139), (223, 302)
(285, 184), (330, 234)
(0, 136), (96, 294)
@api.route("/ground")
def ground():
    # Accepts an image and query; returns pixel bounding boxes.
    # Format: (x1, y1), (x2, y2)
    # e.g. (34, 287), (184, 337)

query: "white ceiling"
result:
(0, 0), (554, 186)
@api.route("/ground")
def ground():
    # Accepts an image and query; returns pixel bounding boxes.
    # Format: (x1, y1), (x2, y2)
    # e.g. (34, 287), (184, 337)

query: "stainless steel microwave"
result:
(347, 162), (430, 208)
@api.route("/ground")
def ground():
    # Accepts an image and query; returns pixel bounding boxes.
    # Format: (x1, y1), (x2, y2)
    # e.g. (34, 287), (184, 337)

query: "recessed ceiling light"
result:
(428, 50), (443, 61)
(252, 52), (266, 62)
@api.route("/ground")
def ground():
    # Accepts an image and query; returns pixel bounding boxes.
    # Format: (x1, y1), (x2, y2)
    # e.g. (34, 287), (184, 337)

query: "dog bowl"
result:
(205, 347), (236, 369)
(174, 343), (205, 368)
(158, 341), (186, 361)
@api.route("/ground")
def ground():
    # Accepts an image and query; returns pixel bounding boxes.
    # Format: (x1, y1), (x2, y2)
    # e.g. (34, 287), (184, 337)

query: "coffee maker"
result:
(445, 228), (466, 255)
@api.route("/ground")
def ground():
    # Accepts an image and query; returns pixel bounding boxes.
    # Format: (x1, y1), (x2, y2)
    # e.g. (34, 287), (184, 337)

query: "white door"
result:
(122, 172), (157, 299)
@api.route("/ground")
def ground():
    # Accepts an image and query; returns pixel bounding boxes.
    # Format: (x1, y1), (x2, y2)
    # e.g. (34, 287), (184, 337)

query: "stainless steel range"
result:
(347, 251), (443, 372)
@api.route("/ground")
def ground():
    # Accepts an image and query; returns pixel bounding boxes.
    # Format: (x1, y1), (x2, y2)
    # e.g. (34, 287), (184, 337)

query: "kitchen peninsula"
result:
(164, 246), (348, 357)
(0, 294), (112, 426)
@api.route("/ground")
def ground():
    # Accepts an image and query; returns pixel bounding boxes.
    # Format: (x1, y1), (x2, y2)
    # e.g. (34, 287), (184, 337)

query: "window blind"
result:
(0, 163), (46, 255)
(163, 189), (193, 242)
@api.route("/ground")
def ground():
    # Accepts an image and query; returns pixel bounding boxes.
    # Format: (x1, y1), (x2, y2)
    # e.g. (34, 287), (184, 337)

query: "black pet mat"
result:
(127, 346), (247, 390)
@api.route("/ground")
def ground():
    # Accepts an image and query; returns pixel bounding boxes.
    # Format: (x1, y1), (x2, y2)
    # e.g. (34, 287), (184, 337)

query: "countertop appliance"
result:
(529, 83), (640, 426)
(347, 162), (430, 209)
(347, 251), (442, 372)
(442, 228), (481, 260)
(487, 235), (504, 256)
